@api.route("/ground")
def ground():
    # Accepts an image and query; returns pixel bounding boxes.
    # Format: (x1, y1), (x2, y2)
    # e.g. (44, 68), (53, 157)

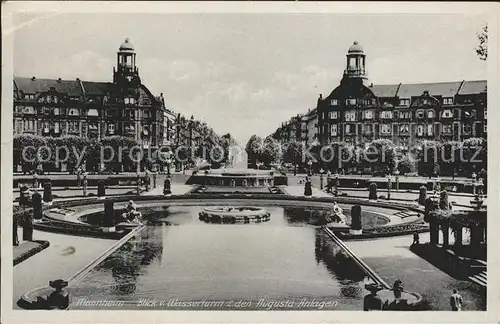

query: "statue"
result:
(121, 200), (143, 224)
(363, 283), (384, 311)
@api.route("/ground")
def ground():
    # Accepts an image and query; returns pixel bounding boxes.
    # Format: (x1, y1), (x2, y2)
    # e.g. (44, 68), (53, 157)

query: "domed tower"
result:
(343, 41), (367, 80)
(113, 38), (141, 86)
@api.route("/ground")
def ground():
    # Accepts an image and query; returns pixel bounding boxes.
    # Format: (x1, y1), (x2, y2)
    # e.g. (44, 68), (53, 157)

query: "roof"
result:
(370, 84), (400, 97)
(119, 38), (135, 52)
(81, 81), (112, 96)
(14, 77), (83, 96)
(348, 41), (364, 54)
(458, 80), (487, 95)
(397, 81), (463, 98)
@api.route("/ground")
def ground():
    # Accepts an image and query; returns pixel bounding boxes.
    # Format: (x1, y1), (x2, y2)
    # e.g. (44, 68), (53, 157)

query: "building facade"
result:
(273, 41), (487, 150)
(13, 39), (170, 148)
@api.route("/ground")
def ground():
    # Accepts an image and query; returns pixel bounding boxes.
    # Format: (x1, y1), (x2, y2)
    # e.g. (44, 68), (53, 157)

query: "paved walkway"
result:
(13, 240), (50, 266)
(142, 184), (195, 196)
(13, 229), (116, 308)
(280, 185), (331, 198)
(345, 235), (486, 310)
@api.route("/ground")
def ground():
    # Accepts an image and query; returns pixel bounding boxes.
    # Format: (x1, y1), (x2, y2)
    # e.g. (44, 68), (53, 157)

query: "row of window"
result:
(326, 108), (485, 121)
(15, 106), (156, 118)
(330, 97), (455, 107)
(23, 121), (155, 134)
(328, 123), (486, 136)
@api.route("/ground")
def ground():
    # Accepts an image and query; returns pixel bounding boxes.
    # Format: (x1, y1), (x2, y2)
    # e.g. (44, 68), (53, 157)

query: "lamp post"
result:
(394, 169), (400, 191)
(307, 160), (312, 176)
(320, 168), (325, 190)
(471, 172), (477, 195)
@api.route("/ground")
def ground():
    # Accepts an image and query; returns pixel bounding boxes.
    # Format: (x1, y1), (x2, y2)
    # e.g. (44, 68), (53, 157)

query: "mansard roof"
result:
(366, 80), (486, 99)
(14, 77), (83, 96)
(458, 80), (487, 95)
(81, 81), (113, 96)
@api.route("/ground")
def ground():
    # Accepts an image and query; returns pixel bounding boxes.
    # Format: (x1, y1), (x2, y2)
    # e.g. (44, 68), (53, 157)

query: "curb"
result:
(13, 240), (50, 266)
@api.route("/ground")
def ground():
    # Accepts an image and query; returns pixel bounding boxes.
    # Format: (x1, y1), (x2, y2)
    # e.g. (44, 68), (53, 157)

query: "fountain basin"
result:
(199, 206), (270, 223)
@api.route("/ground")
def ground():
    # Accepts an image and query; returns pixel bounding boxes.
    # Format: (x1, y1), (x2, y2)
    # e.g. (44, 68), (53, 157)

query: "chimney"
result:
(319, 93), (323, 100)
(370, 82), (373, 87)
(31, 76), (36, 81)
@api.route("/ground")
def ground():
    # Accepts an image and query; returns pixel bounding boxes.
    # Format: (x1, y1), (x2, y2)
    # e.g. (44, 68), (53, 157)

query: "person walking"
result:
(412, 232), (420, 245)
(450, 289), (463, 311)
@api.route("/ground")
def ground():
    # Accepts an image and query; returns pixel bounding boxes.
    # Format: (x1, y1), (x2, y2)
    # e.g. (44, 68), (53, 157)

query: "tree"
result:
(476, 24), (487, 61)
(460, 137), (487, 176)
(363, 139), (396, 175)
(440, 141), (462, 178)
(245, 135), (264, 166)
(417, 140), (442, 178)
(14, 134), (47, 173)
(261, 136), (281, 167)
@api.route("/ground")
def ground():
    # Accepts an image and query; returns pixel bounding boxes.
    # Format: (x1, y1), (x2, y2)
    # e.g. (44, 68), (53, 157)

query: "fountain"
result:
(199, 206), (271, 224)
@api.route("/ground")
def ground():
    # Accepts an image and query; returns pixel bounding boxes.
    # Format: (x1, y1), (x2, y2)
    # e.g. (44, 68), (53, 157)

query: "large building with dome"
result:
(272, 41), (487, 149)
(13, 38), (180, 149)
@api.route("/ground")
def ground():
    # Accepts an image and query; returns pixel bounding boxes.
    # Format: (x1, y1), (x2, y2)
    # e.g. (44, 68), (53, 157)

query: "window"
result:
(23, 120), (35, 131)
(108, 124), (115, 134)
(398, 111), (411, 119)
(128, 110), (135, 119)
(68, 108), (79, 116)
(471, 109), (476, 119)
(427, 124), (433, 136)
(54, 122), (60, 133)
(331, 99), (338, 106)
(399, 124), (410, 134)
(417, 125), (424, 136)
(130, 98), (135, 105)
(381, 124), (391, 134)
(443, 98), (453, 105)
(329, 111), (338, 119)
(69, 121), (79, 132)
(53, 108), (60, 115)
(364, 110), (373, 119)
(345, 124), (352, 135)
(88, 124), (98, 131)
(43, 122), (50, 133)
(463, 124), (472, 134)
(484, 109), (487, 119)
(399, 99), (410, 106)
(330, 124), (338, 136)
(143, 110), (151, 119)
(23, 106), (35, 114)
(124, 98), (130, 104)
(484, 124), (487, 132)
(427, 110), (434, 118)
(346, 98), (356, 106)
(344, 111), (356, 121)
(441, 110), (453, 118)
(416, 110), (425, 119)
(46, 96), (53, 103)
(400, 137), (409, 148)
(364, 124), (372, 134)
(54, 96), (58, 104)
(380, 111), (393, 119)
(442, 125), (452, 134)
(87, 108), (99, 117)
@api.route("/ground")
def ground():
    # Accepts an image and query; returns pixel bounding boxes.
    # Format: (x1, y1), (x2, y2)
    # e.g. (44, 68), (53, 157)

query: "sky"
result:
(13, 12), (487, 145)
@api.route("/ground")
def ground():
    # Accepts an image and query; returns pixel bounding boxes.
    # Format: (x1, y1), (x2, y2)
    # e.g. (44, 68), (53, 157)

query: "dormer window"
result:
(441, 109), (453, 118)
(331, 99), (338, 106)
(346, 98), (357, 106)
(427, 110), (435, 118)
(416, 110), (425, 119)
(108, 124), (115, 134)
(68, 108), (79, 116)
(399, 99), (410, 106)
(443, 97), (453, 105)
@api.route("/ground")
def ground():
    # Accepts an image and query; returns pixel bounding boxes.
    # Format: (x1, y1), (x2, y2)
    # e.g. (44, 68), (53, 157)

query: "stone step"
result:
(469, 272), (487, 287)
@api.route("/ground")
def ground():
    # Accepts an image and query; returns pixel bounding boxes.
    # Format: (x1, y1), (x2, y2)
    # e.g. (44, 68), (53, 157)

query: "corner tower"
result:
(113, 38), (141, 86)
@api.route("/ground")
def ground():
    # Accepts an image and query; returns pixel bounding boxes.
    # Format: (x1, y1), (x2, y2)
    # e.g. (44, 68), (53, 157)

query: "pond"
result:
(69, 206), (376, 310)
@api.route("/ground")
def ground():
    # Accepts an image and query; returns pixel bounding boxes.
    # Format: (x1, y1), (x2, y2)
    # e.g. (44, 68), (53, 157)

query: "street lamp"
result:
(307, 160), (312, 176)
(320, 168), (325, 190)
(471, 172), (477, 195)
(394, 169), (400, 191)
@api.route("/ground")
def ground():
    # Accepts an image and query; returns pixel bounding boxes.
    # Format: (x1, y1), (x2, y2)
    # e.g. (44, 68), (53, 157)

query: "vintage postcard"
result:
(1, 2), (499, 324)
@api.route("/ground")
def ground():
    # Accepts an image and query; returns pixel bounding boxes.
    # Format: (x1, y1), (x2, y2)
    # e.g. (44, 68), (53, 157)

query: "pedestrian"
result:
(450, 289), (463, 311)
(412, 232), (420, 245)
(363, 283), (384, 311)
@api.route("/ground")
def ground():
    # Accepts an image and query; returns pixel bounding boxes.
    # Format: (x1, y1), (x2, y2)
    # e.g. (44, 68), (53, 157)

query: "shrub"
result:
(369, 183), (378, 200)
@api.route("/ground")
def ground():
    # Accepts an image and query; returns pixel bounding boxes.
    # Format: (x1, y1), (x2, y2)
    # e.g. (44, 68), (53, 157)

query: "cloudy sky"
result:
(13, 12), (487, 144)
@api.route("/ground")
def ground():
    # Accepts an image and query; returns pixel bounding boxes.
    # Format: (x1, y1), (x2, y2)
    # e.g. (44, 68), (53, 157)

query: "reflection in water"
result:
(314, 228), (366, 299)
(99, 225), (164, 296)
(72, 206), (370, 309)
